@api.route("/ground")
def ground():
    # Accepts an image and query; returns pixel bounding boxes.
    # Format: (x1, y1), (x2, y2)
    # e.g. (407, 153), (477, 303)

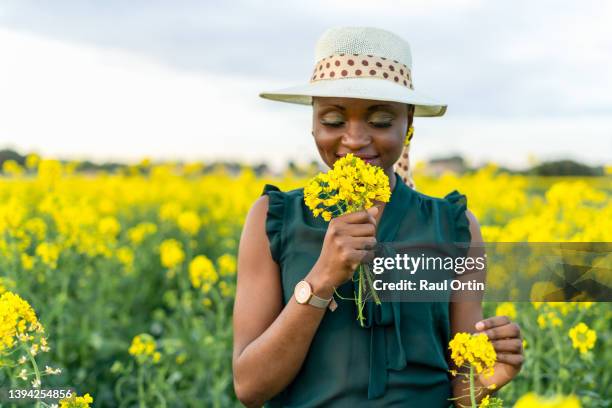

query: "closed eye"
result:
(370, 122), (392, 128)
(322, 122), (392, 128)
(321, 121), (344, 128)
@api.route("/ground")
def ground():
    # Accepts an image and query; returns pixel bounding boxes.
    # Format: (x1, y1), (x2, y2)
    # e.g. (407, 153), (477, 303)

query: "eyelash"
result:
(322, 122), (392, 129)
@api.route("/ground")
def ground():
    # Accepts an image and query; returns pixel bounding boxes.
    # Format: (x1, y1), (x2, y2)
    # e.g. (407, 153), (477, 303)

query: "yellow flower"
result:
(24, 217), (47, 240)
(177, 211), (201, 235)
(513, 392), (581, 407)
(128, 333), (161, 364)
(189, 255), (218, 291)
(0, 291), (45, 352)
(449, 332), (496, 377)
(479, 395), (490, 407)
(159, 202), (182, 222)
(304, 153), (390, 220)
(127, 222), (158, 244)
(98, 216), (121, 237)
(548, 312), (562, 327)
(139, 157), (152, 168)
(568, 322), (597, 354)
(2, 159), (24, 176)
(547, 302), (575, 316)
(176, 352), (187, 365)
(537, 314), (547, 329)
(37, 159), (63, 185)
(217, 253), (237, 276)
(159, 239), (185, 269)
(35, 242), (61, 269)
(116, 247), (134, 273)
(59, 392), (94, 408)
(495, 302), (517, 320)
(25, 153), (40, 169)
(219, 281), (234, 297)
(21, 254), (34, 271)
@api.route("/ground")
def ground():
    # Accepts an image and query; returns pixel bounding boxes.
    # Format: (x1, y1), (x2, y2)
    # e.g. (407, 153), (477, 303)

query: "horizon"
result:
(1, 1), (611, 170)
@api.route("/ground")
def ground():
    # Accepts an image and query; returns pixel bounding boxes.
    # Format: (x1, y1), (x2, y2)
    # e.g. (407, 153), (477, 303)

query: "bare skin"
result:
(232, 97), (523, 407)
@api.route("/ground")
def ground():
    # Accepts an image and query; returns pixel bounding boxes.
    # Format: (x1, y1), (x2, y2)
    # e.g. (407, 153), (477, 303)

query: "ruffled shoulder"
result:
(444, 190), (472, 245)
(261, 184), (286, 264)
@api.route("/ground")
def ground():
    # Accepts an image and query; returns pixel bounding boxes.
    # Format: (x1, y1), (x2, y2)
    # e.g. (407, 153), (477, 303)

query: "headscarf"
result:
(394, 141), (415, 189)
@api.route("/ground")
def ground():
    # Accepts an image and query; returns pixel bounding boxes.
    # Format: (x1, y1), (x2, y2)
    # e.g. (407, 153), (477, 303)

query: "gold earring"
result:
(404, 126), (414, 146)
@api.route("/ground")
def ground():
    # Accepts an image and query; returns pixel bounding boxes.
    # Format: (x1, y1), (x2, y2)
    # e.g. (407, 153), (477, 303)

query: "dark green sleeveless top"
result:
(261, 172), (471, 407)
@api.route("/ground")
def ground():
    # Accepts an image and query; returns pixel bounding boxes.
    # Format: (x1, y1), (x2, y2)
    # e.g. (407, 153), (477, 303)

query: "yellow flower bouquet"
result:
(448, 332), (503, 408)
(304, 153), (391, 326)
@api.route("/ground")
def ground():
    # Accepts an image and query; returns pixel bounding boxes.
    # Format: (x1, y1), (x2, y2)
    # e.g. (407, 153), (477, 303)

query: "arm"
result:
(232, 196), (378, 407)
(449, 210), (524, 407)
(232, 196), (332, 407)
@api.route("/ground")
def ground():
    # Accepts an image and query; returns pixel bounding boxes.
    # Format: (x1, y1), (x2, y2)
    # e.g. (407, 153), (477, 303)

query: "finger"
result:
(350, 248), (374, 265)
(495, 352), (524, 367)
(359, 249), (377, 264)
(475, 315), (511, 331)
(345, 223), (377, 237)
(491, 339), (523, 353)
(482, 323), (521, 340)
(349, 236), (378, 250)
(341, 210), (375, 225)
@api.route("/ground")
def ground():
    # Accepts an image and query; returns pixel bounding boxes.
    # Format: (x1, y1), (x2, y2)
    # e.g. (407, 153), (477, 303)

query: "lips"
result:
(336, 153), (380, 164)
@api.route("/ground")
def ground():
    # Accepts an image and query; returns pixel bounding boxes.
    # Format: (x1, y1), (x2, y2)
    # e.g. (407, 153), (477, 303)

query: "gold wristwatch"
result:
(294, 280), (337, 312)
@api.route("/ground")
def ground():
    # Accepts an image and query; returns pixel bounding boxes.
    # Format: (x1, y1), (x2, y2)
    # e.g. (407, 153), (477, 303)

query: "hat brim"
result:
(259, 78), (446, 117)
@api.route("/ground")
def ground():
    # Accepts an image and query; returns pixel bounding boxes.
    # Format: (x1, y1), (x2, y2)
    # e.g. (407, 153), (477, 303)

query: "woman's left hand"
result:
(474, 315), (524, 389)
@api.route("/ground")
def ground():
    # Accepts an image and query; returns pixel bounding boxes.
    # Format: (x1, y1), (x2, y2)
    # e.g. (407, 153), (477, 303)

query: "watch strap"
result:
(308, 292), (332, 308)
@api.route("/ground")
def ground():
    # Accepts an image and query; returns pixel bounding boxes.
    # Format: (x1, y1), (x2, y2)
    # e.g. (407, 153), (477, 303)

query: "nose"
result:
(341, 120), (371, 150)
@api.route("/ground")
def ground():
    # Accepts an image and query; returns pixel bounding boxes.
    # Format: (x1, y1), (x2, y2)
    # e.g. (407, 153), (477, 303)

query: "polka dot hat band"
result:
(310, 53), (414, 90)
(259, 26), (447, 117)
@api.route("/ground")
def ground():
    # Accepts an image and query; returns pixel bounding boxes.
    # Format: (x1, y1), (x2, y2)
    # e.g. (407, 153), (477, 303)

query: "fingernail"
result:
(475, 321), (485, 331)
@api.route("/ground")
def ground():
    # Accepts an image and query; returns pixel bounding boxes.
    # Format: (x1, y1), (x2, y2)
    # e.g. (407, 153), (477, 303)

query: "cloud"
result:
(1, 0), (611, 119)
(0, 2), (610, 168)
(0, 28), (315, 169)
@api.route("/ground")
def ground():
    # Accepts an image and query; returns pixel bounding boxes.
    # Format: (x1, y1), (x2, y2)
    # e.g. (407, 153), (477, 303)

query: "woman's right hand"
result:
(308, 206), (379, 296)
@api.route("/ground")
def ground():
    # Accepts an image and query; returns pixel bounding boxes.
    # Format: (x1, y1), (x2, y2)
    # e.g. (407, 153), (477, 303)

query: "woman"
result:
(233, 27), (524, 407)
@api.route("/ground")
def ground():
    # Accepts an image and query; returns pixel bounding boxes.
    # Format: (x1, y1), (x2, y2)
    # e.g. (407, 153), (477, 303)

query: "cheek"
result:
(375, 132), (404, 159)
(312, 132), (340, 167)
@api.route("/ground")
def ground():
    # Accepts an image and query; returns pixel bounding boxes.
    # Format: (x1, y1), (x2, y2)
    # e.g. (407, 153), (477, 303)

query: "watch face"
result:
(295, 281), (312, 304)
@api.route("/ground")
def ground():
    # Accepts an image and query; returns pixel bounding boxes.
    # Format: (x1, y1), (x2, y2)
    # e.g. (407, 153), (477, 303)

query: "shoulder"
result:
(464, 209), (482, 244)
(410, 188), (454, 204)
(245, 185), (305, 224)
(411, 187), (481, 244)
(260, 184), (304, 201)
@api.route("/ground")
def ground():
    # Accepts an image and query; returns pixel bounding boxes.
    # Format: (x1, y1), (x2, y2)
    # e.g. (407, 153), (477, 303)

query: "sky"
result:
(0, 0), (611, 170)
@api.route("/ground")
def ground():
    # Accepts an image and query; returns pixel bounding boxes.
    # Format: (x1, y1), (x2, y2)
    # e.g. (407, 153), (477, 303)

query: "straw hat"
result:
(259, 26), (447, 117)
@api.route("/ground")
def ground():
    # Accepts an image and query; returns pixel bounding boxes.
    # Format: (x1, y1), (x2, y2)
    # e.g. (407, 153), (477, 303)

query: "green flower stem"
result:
(552, 329), (564, 394)
(362, 263), (381, 305)
(332, 288), (355, 301)
(137, 364), (146, 408)
(24, 345), (42, 408)
(469, 365), (476, 408)
(356, 265), (365, 326)
(532, 316), (542, 395)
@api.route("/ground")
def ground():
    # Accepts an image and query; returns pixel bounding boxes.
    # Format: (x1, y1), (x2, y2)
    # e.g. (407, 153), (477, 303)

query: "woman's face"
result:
(312, 96), (414, 184)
